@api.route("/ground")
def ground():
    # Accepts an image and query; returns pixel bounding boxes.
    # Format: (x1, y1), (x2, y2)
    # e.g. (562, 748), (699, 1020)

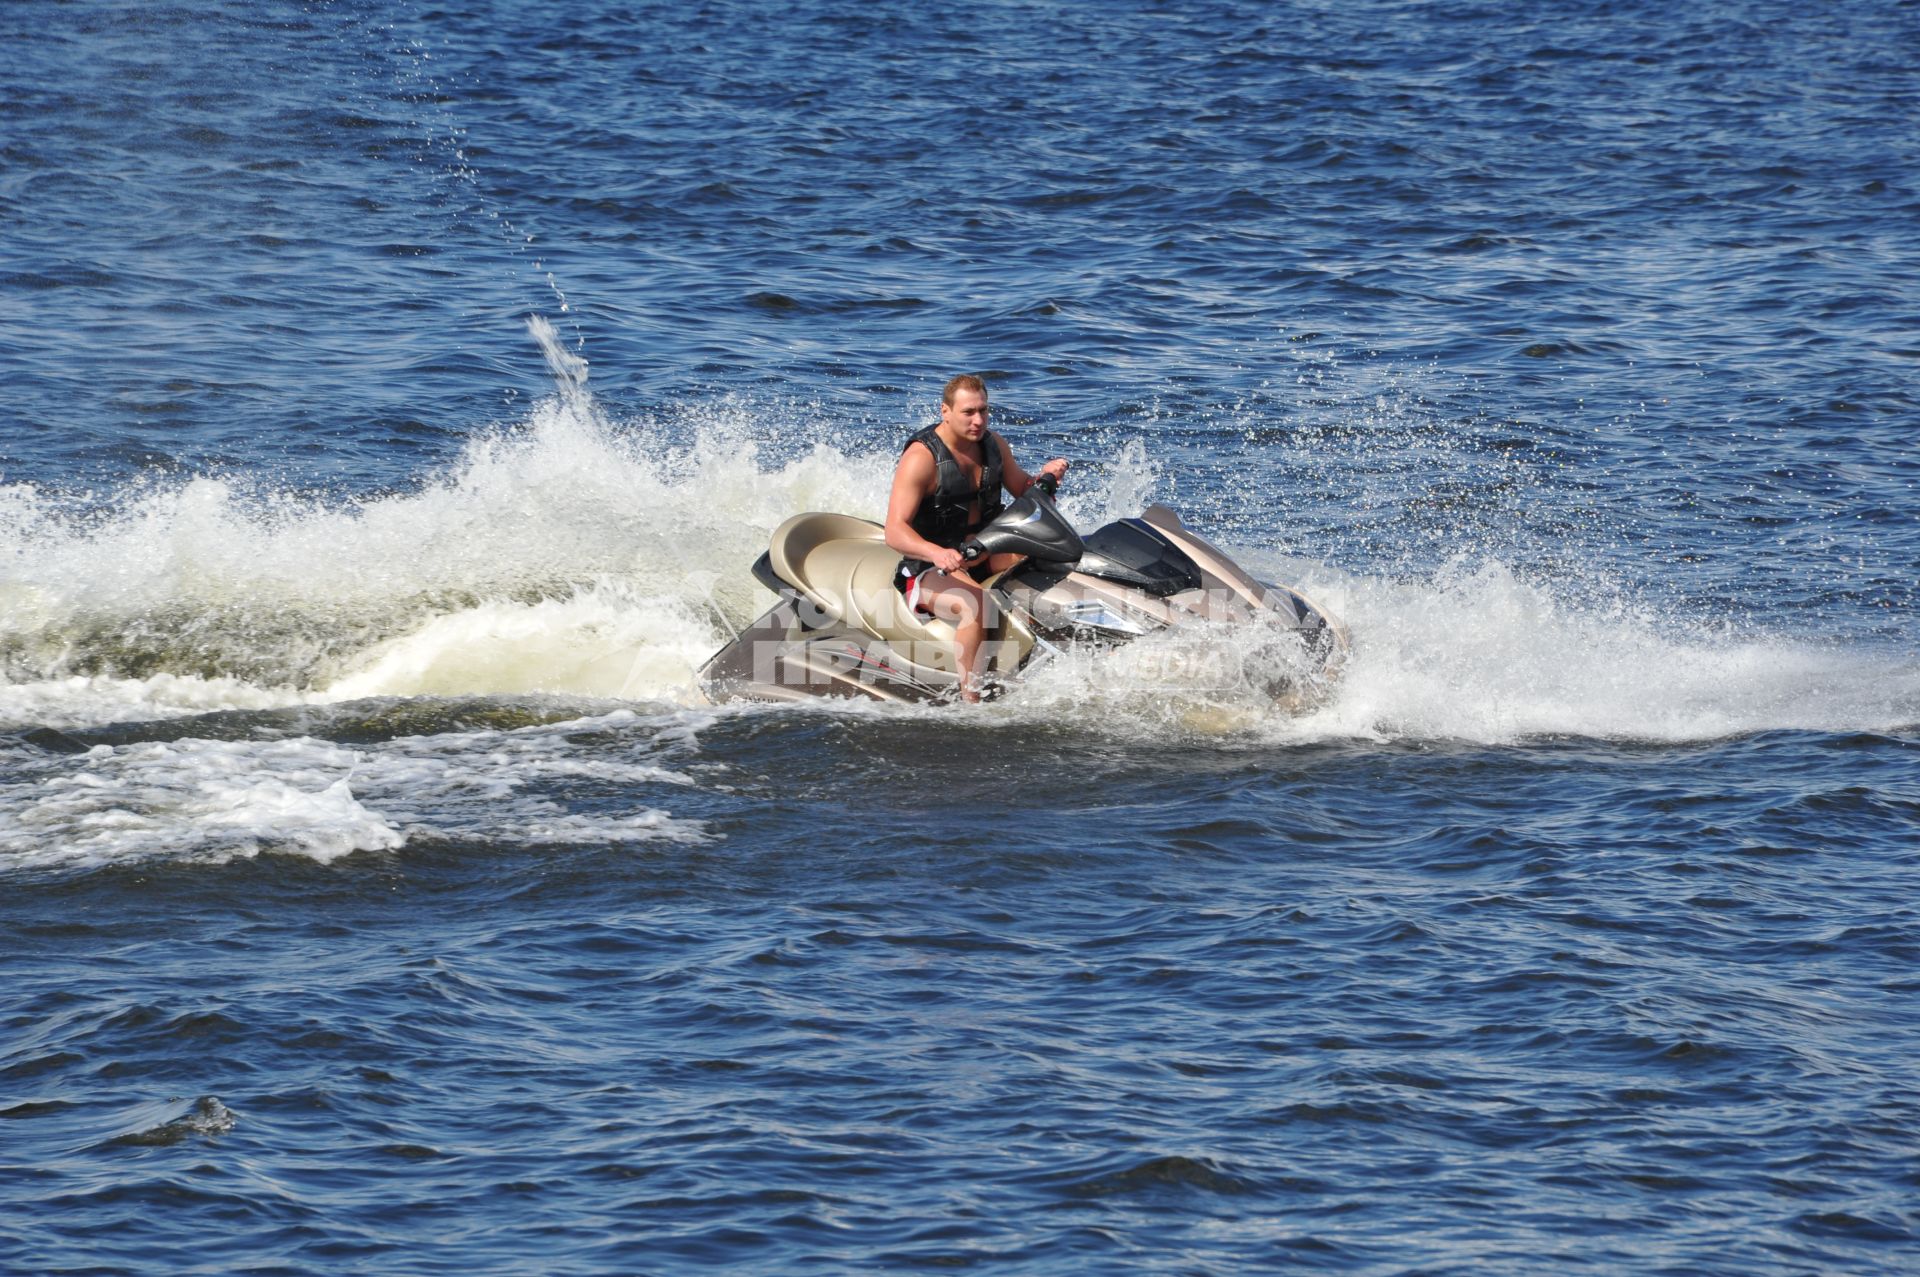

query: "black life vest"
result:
(905, 423), (1004, 548)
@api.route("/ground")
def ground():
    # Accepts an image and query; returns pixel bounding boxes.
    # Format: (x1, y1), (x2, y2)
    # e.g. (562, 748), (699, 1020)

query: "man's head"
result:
(942, 374), (987, 407)
(940, 375), (989, 443)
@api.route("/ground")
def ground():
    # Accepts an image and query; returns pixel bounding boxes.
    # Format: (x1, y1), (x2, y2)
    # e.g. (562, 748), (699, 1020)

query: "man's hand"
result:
(931, 546), (967, 572)
(1041, 458), (1069, 482)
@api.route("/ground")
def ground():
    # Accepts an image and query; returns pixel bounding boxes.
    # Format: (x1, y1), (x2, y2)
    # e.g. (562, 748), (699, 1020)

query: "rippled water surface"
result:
(4, 1), (1918, 1273)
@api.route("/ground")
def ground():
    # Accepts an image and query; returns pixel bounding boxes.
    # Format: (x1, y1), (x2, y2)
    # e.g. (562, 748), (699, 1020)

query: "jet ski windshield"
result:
(1074, 519), (1204, 597)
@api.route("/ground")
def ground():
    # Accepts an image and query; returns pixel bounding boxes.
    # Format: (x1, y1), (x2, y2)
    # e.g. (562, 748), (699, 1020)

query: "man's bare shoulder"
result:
(894, 437), (937, 483)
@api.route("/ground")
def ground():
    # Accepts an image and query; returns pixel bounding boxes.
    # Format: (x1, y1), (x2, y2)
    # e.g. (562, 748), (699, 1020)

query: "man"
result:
(884, 375), (1068, 702)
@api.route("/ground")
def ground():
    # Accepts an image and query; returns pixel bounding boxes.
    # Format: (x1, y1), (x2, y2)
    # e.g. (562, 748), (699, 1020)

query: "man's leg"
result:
(916, 572), (991, 701)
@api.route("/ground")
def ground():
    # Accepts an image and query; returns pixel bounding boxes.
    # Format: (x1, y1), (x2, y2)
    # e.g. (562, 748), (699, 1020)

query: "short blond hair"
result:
(942, 374), (988, 406)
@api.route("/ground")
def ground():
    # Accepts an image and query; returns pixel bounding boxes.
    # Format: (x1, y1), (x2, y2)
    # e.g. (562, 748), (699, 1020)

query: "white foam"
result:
(0, 673), (309, 730)
(0, 332), (902, 728)
(1246, 556), (1920, 745)
(332, 712), (714, 850)
(0, 711), (713, 873)
(318, 581), (718, 703)
(0, 738), (403, 872)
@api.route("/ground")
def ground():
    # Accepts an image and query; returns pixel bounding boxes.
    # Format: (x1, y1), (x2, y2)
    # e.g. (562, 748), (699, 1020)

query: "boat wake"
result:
(0, 320), (1912, 750)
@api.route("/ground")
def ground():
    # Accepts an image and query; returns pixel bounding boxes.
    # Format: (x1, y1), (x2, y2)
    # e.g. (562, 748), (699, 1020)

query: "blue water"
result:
(4, 1), (1919, 1272)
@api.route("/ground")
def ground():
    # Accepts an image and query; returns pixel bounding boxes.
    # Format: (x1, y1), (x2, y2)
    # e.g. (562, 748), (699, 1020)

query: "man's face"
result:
(942, 388), (989, 442)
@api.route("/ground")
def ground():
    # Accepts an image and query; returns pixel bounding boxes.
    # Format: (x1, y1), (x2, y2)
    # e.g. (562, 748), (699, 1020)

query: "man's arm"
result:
(884, 443), (966, 570)
(999, 436), (1069, 497)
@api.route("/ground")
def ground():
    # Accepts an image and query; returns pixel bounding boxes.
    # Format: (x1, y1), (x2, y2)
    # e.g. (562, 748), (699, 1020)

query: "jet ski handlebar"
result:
(956, 473), (1085, 567)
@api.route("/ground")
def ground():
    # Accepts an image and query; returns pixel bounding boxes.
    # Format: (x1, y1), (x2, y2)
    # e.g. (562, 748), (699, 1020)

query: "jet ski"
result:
(698, 477), (1349, 707)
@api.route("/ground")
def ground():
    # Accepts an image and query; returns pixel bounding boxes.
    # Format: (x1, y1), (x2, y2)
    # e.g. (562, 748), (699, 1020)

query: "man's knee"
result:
(932, 583), (984, 624)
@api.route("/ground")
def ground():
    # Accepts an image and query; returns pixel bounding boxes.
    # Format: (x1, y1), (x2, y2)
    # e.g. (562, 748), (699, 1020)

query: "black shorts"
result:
(895, 558), (935, 615)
